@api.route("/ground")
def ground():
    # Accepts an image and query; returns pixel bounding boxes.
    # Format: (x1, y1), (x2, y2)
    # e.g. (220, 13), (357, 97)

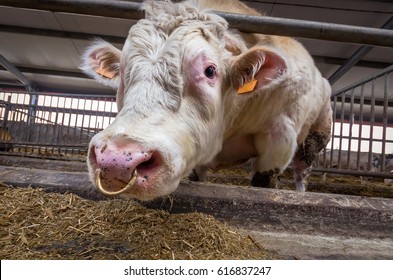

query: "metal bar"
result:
(3, 103), (117, 118)
(332, 65), (393, 97)
(217, 11), (393, 47)
(332, 114), (393, 126)
(381, 73), (390, 171)
(346, 88), (355, 169)
(2, 96), (11, 129)
(0, 91), (115, 99)
(1, 0), (393, 47)
(338, 93), (346, 169)
(356, 84), (365, 170)
(328, 45), (373, 85)
(1, 141), (88, 148)
(328, 16), (393, 85)
(0, 24), (126, 44)
(368, 79), (376, 169)
(10, 66), (89, 79)
(334, 96), (393, 108)
(0, 55), (39, 130)
(312, 167), (393, 179)
(329, 96), (338, 169)
(0, 54), (32, 88)
(313, 55), (391, 69)
(0, 80), (24, 87)
(0, 0), (144, 20)
(336, 135), (393, 144)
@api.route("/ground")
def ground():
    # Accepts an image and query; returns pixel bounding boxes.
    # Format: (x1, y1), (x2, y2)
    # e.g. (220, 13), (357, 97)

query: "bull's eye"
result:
(204, 65), (216, 79)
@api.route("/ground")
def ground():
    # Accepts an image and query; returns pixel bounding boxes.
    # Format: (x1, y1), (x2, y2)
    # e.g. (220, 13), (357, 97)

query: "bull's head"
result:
(81, 0), (288, 200)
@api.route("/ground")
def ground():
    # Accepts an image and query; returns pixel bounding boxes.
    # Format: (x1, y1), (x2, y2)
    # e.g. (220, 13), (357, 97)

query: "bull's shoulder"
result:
(272, 36), (311, 59)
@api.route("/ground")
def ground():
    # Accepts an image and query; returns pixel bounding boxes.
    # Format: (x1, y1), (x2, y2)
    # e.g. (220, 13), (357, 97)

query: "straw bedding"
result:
(0, 184), (273, 260)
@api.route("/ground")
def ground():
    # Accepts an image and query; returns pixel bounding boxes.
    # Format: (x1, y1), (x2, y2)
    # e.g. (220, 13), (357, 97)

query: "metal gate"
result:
(315, 65), (393, 179)
(0, 91), (116, 160)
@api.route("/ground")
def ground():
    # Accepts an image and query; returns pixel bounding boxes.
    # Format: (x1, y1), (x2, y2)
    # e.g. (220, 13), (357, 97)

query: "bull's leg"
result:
(252, 117), (298, 188)
(293, 103), (332, 191)
(188, 165), (208, 181)
(292, 143), (316, 192)
(251, 168), (281, 188)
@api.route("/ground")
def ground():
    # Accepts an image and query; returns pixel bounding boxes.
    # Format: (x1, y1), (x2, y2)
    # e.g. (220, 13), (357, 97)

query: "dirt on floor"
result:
(0, 183), (275, 260)
(209, 167), (393, 199)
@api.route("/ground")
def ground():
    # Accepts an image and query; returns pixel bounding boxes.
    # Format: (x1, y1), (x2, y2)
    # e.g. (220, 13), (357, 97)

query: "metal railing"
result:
(314, 65), (393, 179)
(0, 91), (116, 160)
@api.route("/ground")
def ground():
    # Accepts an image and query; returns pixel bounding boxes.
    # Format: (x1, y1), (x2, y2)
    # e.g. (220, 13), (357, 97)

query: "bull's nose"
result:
(89, 140), (162, 195)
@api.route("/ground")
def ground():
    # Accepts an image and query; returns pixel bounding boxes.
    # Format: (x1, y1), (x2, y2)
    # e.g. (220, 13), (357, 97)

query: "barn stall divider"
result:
(314, 65), (393, 180)
(0, 91), (116, 160)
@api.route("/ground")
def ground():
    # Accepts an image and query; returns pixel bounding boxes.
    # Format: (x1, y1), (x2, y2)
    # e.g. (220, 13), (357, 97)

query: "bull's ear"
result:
(80, 39), (121, 89)
(230, 47), (287, 94)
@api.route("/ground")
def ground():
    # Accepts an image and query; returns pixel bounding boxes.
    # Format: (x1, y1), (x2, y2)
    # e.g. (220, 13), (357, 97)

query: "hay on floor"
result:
(0, 184), (272, 260)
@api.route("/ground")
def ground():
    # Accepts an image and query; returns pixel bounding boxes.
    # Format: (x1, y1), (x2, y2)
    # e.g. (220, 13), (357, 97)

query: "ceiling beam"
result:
(312, 56), (390, 69)
(10, 66), (89, 79)
(0, 0), (144, 20)
(0, 54), (33, 89)
(0, 0), (393, 47)
(328, 16), (393, 85)
(0, 24), (126, 44)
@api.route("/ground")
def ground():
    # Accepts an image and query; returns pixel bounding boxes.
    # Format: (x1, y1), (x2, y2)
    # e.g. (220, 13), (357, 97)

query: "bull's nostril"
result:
(139, 157), (155, 169)
(136, 152), (162, 174)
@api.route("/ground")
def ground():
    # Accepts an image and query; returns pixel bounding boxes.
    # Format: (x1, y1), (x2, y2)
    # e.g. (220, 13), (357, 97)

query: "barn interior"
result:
(0, 0), (393, 260)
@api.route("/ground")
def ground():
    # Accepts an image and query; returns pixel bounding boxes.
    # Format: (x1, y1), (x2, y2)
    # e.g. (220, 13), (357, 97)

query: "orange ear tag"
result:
(237, 79), (257, 94)
(96, 66), (116, 79)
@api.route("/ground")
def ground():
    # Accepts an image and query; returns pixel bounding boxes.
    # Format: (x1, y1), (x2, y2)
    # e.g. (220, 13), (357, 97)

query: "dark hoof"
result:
(188, 169), (200, 181)
(251, 171), (275, 188)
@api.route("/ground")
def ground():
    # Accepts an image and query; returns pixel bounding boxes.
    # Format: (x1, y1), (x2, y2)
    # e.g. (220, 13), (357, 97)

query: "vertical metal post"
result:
(356, 84), (365, 170)
(381, 73), (390, 171)
(328, 16), (393, 85)
(347, 88), (355, 169)
(3, 96), (11, 129)
(338, 92), (346, 169)
(368, 79), (376, 171)
(0, 55), (39, 142)
(26, 89), (38, 141)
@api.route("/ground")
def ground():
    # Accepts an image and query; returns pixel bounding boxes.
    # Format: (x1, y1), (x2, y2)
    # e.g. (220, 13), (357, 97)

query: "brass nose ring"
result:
(96, 169), (137, 197)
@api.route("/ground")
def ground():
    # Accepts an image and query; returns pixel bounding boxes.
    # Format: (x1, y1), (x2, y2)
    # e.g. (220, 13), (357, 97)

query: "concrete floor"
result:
(246, 230), (393, 259)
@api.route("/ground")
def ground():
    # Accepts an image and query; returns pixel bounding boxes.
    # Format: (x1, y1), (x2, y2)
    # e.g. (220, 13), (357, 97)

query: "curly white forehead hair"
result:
(142, 0), (228, 38)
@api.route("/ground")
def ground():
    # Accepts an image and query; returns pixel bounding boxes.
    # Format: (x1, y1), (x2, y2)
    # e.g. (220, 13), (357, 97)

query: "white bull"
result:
(81, 0), (332, 200)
